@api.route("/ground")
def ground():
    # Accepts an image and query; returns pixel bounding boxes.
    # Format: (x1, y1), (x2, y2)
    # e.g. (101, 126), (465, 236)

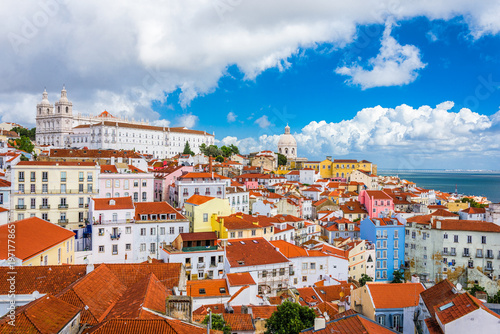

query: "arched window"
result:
(58, 106), (60, 113)
(66, 106), (69, 113)
(285, 148), (288, 155)
(292, 148), (295, 154)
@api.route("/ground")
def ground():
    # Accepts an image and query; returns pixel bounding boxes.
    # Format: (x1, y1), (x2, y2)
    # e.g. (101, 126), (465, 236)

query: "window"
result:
(179, 226), (184, 233)
(115, 180), (120, 187)
(251, 230), (256, 236)
(481, 236), (487, 244)
(106, 180), (111, 188)
(150, 227), (156, 235)
(87, 184), (93, 193)
(444, 233), (448, 239)
(30, 198), (36, 209)
(140, 243), (146, 251)
(238, 231), (243, 238)
(126, 244), (131, 251)
(451, 247), (456, 255)
(18, 183), (25, 193)
(203, 213), (208, 222)
(142, 192), (147, 201)
(18, 171), (24, 181)
(126, 227), (131, 234)
(377, 315), (385, 325)
(302, 263), (307, 270)
(310, 263), (316, 270)
(79, 184), (84, 193)
(60, 172), (66, 182)
(98, 245), (104, 252)
(112, 245), (118, 255)
(443, 247), (448, 254)
(394, 240), (398, 249)
(463, 248), (470, 257)
(98, 228), (104, 236)
(140, 228), (146, 236)
(79, 172), (84, 182)
(302, 276), (307, 282)
(169, 227), (175, 234)
(42, 172), (48, 182)
(160, 227), (165, 235)
(150, 243), (156, 253)
(454, 235), (459, 243)
(394, 250), (398, 259)
(467, 235), (472, 243)
(133, 192), (139, 201)
(87, 172), (93, 181)
(124, 180), (129, 189)
(230, 232), (235, 238)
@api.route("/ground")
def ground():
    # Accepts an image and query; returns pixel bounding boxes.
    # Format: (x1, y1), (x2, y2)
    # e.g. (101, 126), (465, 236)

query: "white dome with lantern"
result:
(278, 124), (297, 159)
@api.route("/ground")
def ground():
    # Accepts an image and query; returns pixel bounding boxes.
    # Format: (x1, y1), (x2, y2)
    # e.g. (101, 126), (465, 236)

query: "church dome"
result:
(278, 124), (297, 159)
(39, 89), (50, 105)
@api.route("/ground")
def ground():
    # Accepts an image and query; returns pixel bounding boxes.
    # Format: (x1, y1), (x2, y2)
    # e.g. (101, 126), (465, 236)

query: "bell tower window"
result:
(66, 106), (69, 113)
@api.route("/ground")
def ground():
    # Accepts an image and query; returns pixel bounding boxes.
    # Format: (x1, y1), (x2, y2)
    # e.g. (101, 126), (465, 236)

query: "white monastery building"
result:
(36, 87), (215, 158)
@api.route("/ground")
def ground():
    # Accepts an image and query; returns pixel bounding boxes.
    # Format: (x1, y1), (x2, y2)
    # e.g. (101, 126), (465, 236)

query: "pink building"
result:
(359, 190), (394, 218)
(99, 164), (154, 202)
(153, 165), (193, 202)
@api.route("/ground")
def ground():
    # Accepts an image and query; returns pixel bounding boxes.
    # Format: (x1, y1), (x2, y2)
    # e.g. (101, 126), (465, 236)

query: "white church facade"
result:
(35, 87), (215, 158)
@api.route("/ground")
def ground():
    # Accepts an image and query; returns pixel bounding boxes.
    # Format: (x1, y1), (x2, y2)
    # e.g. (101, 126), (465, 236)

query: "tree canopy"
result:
(202, 314), (231, 334)
(11, 127), (36, 140)
(277, 153), (287, 166)
(359, 273), (373, 286)
(9, 136), (34, 154)
(200, 144), (240, 158)
(392, 270), (405, 283)
(456, 197), (487, 208)
(265, 301), (316, 334)
(182, 141), (194, 156)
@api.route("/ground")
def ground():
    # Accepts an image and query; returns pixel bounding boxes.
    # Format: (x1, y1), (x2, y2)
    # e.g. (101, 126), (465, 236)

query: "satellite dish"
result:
(456, 283), (462, 291)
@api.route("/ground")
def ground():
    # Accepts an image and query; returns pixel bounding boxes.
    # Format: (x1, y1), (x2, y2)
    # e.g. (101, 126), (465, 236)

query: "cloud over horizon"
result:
(2, 1), (500, 127)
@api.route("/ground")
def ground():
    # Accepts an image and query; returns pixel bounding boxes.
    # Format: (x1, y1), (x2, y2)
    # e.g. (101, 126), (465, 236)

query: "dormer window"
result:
(141, 214), (147, 220)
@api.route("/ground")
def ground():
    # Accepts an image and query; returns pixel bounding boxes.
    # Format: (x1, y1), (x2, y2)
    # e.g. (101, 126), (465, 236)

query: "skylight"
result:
(438, 302), (454, 311)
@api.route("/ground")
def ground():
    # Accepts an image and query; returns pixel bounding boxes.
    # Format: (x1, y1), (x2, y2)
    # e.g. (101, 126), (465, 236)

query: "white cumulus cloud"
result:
(176, 113), (199, 128)
(336, 21), (427, 89)
(255, 115), (271, 128)
(227, 111), (237, 123)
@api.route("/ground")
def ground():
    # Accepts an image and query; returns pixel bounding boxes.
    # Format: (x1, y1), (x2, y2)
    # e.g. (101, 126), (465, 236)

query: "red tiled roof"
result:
(101, 165), (118, 173)
(460, 207), (486, 214)
(49, 148), (143, 159)
(93, 197), (134, 211)
(226, 272), (256, 286)
(314, 283), (356, 303)
(430, 209), (458, 217)
(179, 232), (217, 242)
(101, 263), (183, 290)
(223, 313), (255, 331)
(0, 179), (11, 187)
(296, 287), (322, 306)
(432, 219), (500, 232)
(187, 279), (229, 298)
(0, 294), (80, 333)
(179, 172), (224, 179)
(106, 273), (167, 319)
(87, 318), (201, 333)
(366, 282), (425, 309)
(0, 265), (87, 295)
(185, 194), (216, 206)
(302, 314), (395, 334)
(364, 190), (392, 200)
(226, 238), (290, 267)
(134, 201), (184, 220)
(0, 217), (74, 262)
(16, 161), (97, 166)
(251, 305), (277, 319)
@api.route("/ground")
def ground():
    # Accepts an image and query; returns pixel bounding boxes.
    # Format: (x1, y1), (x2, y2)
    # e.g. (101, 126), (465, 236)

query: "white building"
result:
(89, 198), (189, 263)
(271, 240), (348, 288)
(226, 186), (250, 214)
(173, 172), (230, 208)
(299, 168), (316, 185)
(160, 232), (225, 280)
(35, 87), (215, 158)
(99, 164), (155, 202)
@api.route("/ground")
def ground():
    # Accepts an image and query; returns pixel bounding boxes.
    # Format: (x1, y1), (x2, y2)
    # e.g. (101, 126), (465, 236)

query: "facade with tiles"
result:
(10, 161), (100, 229)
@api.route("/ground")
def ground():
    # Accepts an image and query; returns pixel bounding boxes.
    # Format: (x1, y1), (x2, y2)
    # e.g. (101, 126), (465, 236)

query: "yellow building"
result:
(0, 217), (75, 266)
(184, 194), (232, 232)
(319, 157), (375, 179)
(212, 214), (264, 239)
(446, 201), (470, 213)
(10, 161), (100, 230)
(303, 161), (321, 172)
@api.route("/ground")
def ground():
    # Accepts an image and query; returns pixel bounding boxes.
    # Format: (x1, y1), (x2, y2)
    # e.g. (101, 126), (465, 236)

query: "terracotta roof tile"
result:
(223, 313), (254, 331)
(302, 314), (397, 334)
(296, 287), (322, 306)
(226, 238), (289, 267)
(0, 217), (75, 262)
(100, 165), (118, 173)
(364, 190), (393, 200)
(461, 207), (486, 214)
(17, 161), (97, 166)
(366, 282), (425, 309)
(0, 265), (87, 295)
(251, 305), (277, 319)
(187, 279), (229, 298)
(86, 319), (177, 334)
(430, 209), (458, 217)
(420, 279), (457, 318)
(102, 263), (182, 290)
(0, 294), (80, 333)
(179, 232), (217, 242)
(93, 197), (134, 211)
(134, 201), (185, 220)
(431, 219), (500, 232)
(314, 283), (356, 303)
(185, 194), (217, 206)
(226, 272), (256, 286)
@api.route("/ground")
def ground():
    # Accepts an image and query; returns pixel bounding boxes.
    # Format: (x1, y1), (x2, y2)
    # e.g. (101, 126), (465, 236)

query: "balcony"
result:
(58, 204), (69, 209)
(79, 204), (85, 208)
(485, 267), (494, 272)
(58, 219), (68, 224)
(40, 205), (51, 209)
(110, 233), (121, 240)
(182, 245), (218, 252)
(19, 178), (25, 182)
(486, 254), (494, 259)
(79, 178), (84, 182)
(210, 262), (217, 268)
(42, 178), (48, 182)
(450, 251), (456, 256)
(462, 252), (470, 257)
(30, 178), (36, 182)
(185, 263), (192, 269)
(197, 263), (205, 269)
(15, 205), (26, 210)
(61, 178), (66, 182)
(476, 253), (483, 258)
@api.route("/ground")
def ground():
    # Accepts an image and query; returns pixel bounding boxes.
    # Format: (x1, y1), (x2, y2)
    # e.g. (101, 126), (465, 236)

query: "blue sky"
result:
(1, 2), (500, 169)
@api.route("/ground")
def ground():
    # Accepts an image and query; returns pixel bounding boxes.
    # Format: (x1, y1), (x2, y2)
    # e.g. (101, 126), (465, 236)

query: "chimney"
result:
(86, 263), (94, 275)
(314, 317), (326, 331)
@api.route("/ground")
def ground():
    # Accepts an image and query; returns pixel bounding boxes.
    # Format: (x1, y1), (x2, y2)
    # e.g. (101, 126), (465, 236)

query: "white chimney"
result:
(86, 263), (94, 274)
(314, 317), (326, 331)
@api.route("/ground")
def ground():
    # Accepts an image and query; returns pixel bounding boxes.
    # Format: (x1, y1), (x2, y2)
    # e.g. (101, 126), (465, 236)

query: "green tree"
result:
(215, 155), (224, 163)
(202, 314), (231, 334)
(220, 145), (232, 158)
(182, 141), (194, 156)
(229, 144), (239, 155)
(488, 290), (500, 303)
(467, 284), (486, 297)
(359, 273), (373, 286)
(10, 136), (34, 154)
(392, 270), (405, 283)
(199, 143), (208, 155)
(459, 197), (486, 208)
(265, 301), (315, 334)
(277, 153), (287, 166)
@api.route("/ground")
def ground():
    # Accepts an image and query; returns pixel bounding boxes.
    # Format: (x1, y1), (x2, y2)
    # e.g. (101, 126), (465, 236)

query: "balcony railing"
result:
(30, 178), (36, 182)
(182, 245), (218, 252)
(197, 263), (205, 269)
(476, 253), (483, 258)
(19, 178), (25, 182)
(58, 204), (69, 209)
(486, 254), (494, 259)
(58, 219), (68, 224)
(42, 178), (48, 182)
(61, 178), (66, 182)
(110, 233), (121, 240)
(450, 251), (456, 256)
(40, 205), (50, 209)
(462, 252), (470, 257)
(15, 205), (26, 210)
(485, 267), (494, 272)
